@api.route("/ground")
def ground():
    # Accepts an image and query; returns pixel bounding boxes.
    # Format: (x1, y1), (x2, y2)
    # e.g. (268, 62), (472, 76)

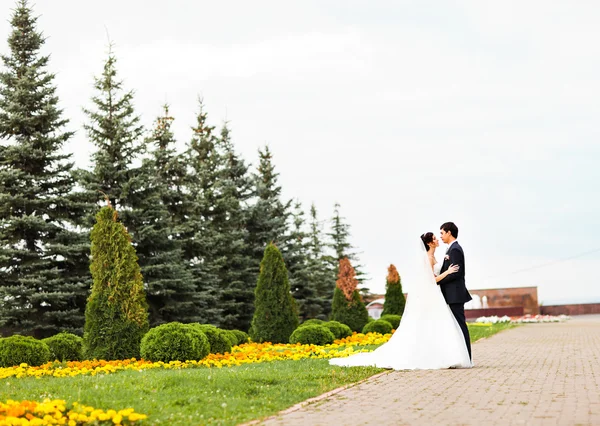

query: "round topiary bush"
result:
(289, 325), (335, 346)
(230, 330), (250, 345)
(140, 322), (209, 363)
(301, 319), (324, 326)
(362, 319), (393, 335)
(190, 324), (232, 354)
(223, 330), (238, 347)
(0, 335), (51, 367)
(322, 321), (353, 339)
(379, 314), (401, 330)
(42, 332), (83, 362)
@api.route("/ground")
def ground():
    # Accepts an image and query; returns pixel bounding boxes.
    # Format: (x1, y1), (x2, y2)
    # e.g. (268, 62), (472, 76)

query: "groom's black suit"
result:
(438, 241), (472, 359)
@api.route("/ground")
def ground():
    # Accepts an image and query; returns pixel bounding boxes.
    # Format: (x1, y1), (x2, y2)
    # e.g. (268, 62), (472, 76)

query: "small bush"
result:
(331, 287), (369, 332)
(289, 325), (335, 346)
(379, 314), (401, 330)
(190, 324), (232, 354)
(42, 332), (83, 362)
(301, 319), (324, 326)
(362, 319), (393, 335)
(140, 323), (209, 362)
(0, 335), (51, 367)
(223, 330), (238, 347)
(382, 264), (406, 316)
(230, 330), (250, 345)
(321, 321), (352, 339)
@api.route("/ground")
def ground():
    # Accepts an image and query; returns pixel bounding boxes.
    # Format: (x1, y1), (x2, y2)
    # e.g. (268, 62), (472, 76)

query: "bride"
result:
(329, 232), (473, 370)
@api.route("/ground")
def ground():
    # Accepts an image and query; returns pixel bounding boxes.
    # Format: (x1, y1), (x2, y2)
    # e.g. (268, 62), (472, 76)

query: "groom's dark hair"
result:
(440, 222), (459, 238)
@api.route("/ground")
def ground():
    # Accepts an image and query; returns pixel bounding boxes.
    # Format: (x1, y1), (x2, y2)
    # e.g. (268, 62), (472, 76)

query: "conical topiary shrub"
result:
(330, 258), (369, 332)
(382, 264), (406, 316)
(83, 205), (149, 360)
(250, 243), (299, 343)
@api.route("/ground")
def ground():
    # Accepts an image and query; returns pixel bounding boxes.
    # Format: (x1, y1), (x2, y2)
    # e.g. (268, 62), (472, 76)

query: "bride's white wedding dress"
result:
(329, 241), (472, 370)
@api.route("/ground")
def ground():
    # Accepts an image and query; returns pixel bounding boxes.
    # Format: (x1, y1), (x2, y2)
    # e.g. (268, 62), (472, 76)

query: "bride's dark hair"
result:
(420, 232), (434, 251)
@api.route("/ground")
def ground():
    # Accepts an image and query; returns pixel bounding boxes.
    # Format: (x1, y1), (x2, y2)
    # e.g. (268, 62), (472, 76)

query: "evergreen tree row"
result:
(0, 0), (365, 336)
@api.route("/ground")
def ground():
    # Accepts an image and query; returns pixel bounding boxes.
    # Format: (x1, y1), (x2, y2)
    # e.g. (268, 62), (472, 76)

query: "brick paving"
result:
(258, 315), (600, 426)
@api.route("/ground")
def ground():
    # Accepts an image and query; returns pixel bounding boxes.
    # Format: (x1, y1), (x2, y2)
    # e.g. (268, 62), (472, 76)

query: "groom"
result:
(438, 222), (472, 360)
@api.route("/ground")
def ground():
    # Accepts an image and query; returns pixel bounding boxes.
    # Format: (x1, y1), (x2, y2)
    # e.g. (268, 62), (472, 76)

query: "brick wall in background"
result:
(541, 303), (600, 316)
(469, 287), (539, 315)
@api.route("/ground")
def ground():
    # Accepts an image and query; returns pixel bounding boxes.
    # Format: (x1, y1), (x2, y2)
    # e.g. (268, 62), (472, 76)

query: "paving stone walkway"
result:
(259, 315), (600, 426)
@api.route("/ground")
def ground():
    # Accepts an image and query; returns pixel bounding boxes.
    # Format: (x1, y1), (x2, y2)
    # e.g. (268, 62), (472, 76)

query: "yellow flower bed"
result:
(0, 333), (391, 380)
(0, 399), (146, 425)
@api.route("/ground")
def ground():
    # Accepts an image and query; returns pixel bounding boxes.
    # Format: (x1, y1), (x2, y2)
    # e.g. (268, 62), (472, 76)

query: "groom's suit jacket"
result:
(438, 241), (472, 305)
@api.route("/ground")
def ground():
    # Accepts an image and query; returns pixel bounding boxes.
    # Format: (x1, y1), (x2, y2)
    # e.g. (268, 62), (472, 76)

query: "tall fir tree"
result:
(382, 264), (406, 316)
(327, 202), (368, 293)
(246, 145), (291, 281)
(250, 243), (299, 343)
(180, 100), (223, 325)
(76, 45), (145, 215)
(0, 0), (90, 337)
(285, 201), (322, 321)
(84, 204), (149, 360)
(214, 123), (255, 331)
(306, 203), (335, 319)
(131, 106), (201, 326)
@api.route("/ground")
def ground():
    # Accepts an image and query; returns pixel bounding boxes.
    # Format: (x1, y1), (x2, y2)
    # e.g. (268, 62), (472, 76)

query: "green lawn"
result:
(469, 322), (515, 342)
(1, 323), (513, 425)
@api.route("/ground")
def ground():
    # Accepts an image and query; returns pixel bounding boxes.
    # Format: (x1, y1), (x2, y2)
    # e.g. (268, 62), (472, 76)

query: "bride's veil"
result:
(400, 238), (438, 303)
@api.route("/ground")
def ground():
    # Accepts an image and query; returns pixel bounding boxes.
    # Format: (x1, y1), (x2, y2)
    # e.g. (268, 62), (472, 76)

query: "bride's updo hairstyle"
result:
(420, 232), (434, 251)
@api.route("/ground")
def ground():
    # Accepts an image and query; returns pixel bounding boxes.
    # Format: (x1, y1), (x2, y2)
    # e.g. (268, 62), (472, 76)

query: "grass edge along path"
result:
(0, 323), (514, 426)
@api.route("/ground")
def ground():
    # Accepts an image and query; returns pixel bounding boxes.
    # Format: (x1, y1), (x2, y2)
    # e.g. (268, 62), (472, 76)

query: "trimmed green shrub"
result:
(331, 288), (369, 332)
(223, 330), (238, 347)
(83, 206), (149, 360)
(321, 321), (352, 339)
(379, 314), (401, 330)
(0, 335), (51, 367)
(362, 319), (393, 335)
(250, 243), (299, 343)
(42, 332), (83, 362)
(330, 258), (369, 332)
(190, 324), (232, 354)
(230, 330), (250, 345)
(382, 264), (406, 316)
(301, 319), (324, 326)
(289, 325), (335, 346)
(140, 322), (209, 362)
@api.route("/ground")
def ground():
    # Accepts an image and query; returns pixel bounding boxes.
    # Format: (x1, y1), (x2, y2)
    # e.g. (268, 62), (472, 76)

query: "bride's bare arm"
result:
(435, 264), (459, 283)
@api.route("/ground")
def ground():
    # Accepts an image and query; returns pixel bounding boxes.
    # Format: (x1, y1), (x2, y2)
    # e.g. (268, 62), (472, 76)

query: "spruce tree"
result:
(180, 100), (223, 325)
(250, 243), (299, 343)
(382, 264), (406, 316)
(331, 258), (369, 332)
(0, 0), (90, 337)
(246, 146), (291, 281)
(286, 201), (322, 321)
(76, 45), (144, 215)
(215, 123), (255, 331)
(306, 203), (335, 319)
(84, 205), (149, 360)
(327, 203), (368, 291)
(131, 107), (201, 326)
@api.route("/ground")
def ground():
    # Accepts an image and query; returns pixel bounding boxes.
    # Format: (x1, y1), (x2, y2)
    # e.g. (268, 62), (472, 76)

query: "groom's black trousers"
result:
(449, 303), (471, 360)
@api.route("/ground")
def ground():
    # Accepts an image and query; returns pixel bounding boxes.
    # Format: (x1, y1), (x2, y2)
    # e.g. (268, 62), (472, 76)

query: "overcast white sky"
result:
(1, 1), (599, 304)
